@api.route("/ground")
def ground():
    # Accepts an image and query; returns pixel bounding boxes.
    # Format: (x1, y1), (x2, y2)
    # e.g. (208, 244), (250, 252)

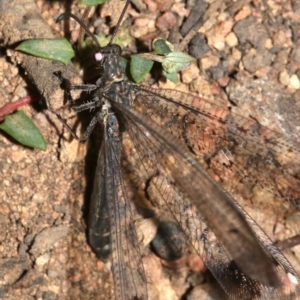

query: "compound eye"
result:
(94, 51), (104, 62)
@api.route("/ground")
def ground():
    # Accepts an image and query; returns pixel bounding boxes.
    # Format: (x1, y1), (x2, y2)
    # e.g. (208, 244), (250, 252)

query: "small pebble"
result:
(289, 74), (300, 89)
(234, 5), (252, 21)
(181, 63), (199, 84)
(143, 0), (157, 12)
(35, 253), (50, 268)
(134, 17), (151, 27)
(279, 70), (290, 86)
(130, 25), (149, 38)
(156, 11), (177, 32)
(225, 32), (238, 47)
(30, 225), (69, 257)
(200, 54), (219, 70)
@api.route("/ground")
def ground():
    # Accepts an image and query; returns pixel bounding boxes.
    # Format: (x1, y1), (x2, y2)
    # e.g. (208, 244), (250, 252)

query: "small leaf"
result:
(83, 29), (133, 49)
(153, 39), (172, 55)
(137, 53), (164, 63)
(110, 28), (134, 48)
(163, 71), (178, 83)
(162, 52), (194, 74)
(16, 38), (75, 65)
(0, 111), (46, 150)
(130, 55), (154, 83)
(80, 0), (108, 5)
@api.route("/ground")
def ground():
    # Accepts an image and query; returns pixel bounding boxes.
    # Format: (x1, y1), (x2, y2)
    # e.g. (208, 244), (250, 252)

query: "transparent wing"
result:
(111, 99), (300, 299)
(90, 113), (148, 300)
(133, 85), (300, 206)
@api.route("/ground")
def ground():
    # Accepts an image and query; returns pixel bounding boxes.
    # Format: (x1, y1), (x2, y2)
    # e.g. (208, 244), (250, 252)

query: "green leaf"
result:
(163, 71), (178, 83)
(110, 29), (134, 48)
(153, 39), (172, 55)
(136, 53), (164, 63)
(16, 38), (75, 65)
(80, 0), (108, 5)
(130, 55), (154, 83)
(0, 111), (46, 150)
(162, 52), (194, 74)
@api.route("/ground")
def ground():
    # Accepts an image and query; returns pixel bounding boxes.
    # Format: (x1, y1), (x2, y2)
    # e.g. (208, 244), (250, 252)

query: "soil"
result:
(0, 0), (300, 299)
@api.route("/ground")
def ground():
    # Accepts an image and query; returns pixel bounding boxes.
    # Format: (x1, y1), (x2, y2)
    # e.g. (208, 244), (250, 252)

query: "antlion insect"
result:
(47, 0), (300, 299)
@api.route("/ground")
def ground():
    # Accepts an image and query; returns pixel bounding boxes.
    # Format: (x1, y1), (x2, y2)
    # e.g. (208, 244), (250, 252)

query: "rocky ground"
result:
(0, 0), (300, 299)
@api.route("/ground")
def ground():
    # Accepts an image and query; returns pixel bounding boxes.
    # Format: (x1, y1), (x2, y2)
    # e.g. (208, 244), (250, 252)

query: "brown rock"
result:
(156, 11), (177, 32)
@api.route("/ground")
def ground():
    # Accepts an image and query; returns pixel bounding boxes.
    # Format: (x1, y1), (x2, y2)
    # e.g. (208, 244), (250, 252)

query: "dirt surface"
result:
(0, 0), (300, 300)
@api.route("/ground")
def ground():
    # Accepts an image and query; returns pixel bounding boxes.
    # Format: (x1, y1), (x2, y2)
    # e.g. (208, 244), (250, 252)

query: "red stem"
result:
(0, 95), (35, 121)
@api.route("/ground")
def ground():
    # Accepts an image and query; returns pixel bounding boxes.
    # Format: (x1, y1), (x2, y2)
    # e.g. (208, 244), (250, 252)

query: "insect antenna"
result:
(56, 13), (102, 50)
(108, 0), (131, 45)
(57, 0), (131, 49)
(78, 6), (93, 50)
